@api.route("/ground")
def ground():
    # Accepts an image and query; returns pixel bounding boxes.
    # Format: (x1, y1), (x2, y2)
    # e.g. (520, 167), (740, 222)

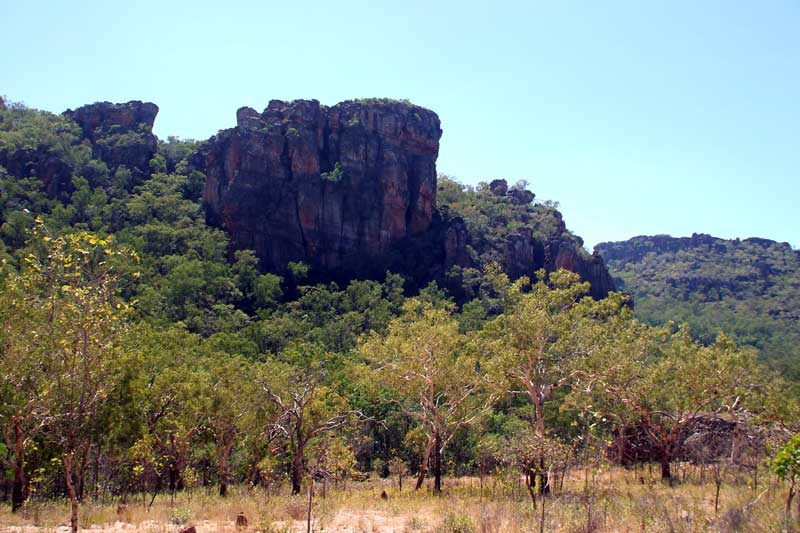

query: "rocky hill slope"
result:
(189, 98), (614, 296)
(596, 234), (800, 378)
(0, 97), (614, 298)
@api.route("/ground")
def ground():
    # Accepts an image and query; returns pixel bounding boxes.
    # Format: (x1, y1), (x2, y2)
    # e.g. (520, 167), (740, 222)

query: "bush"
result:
(437, 511), (475, 533)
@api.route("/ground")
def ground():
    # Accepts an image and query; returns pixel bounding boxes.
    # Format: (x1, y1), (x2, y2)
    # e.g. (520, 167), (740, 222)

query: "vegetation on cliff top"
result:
(596, 234), (800, 381)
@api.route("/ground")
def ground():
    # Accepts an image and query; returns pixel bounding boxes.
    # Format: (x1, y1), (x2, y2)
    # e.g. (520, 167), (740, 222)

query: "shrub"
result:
(437, 511), (475, 533)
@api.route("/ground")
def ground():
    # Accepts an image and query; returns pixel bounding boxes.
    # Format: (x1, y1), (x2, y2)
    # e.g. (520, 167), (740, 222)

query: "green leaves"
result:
(774, 434), (800, 482)
(597, 235), (800, 381)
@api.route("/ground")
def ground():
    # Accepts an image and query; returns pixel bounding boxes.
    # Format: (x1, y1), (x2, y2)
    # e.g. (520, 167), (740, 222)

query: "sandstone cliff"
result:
(0, 96), (616, 297)
(191, 99), (615, 298)
(457, 178), (615, 299)
(0, 100), (159, 200)
(64, 100), (159, 180)
(192, 99), (445, 280)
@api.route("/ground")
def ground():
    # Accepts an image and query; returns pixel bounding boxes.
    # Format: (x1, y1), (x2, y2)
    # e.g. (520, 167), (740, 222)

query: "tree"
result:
(593, 327), (766, 482)
(482, 269), (617, 493)
(121, 325), (210, 502)
(388, 456), (408, 491)
(6, 225), (135, 532)
(256, 344), (358, 495)
(502, 432), (569, 510)
(0, 267), (50, 511)
(774, 434), (800, 517)
(361, 299), (486, 493)
(203, 352), (253, 497)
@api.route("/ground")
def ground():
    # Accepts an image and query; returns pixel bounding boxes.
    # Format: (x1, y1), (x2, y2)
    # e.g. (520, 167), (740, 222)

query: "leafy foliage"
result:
(596, 234), (800, 380)
(0, 99), (797, 524)
(437, 175), (587, 268)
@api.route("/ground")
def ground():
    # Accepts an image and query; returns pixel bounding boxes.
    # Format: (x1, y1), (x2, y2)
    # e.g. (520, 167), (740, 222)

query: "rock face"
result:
(193, 99), (443, 279)
(1, 100), (159, 199)
(64, 100), (159, 179)
(192, 99), (616, 297)
(483, 178), (614, 299)
(500, 221), (614, 300)
(0, 142), (73, 199)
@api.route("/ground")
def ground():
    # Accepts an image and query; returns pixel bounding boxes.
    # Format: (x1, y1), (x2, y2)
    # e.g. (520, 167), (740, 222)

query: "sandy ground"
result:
(1, 508), (431, 532)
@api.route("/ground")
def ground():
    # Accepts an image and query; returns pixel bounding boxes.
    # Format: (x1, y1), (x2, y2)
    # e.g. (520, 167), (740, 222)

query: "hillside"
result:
(596, 234), (800, 379)
(2, 97), (798, 533)
(0, 98), (613, 302)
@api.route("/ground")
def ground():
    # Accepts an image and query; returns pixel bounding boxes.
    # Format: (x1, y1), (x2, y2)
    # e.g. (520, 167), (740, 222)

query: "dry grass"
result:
(1, 467), (798, 532)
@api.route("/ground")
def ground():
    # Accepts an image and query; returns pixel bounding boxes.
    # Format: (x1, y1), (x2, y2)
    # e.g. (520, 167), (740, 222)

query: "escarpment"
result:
(64, 100), (159, 181)
(191, 98), (615, 296)
(192, 99), (447, 281)
(0, 100), (159, 199)
(0, 96), (616, 297)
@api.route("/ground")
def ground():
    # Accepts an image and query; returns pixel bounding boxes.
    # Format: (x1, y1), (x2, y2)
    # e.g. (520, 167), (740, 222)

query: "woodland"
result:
(1, 100), (799, 532)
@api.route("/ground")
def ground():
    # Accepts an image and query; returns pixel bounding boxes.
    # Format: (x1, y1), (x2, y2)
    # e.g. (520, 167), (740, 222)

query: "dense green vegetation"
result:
(1, 101), (799, 531)
(439, 176), (580, 252)
(596, 234), (800, 381)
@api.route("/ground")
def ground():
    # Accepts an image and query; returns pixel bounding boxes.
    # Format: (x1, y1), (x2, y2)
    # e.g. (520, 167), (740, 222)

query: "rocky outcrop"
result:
(483, 179), (614, 298)
(551, 245), (616, 299)
(488, 178), (535, 205)
(191, 100), (616, 296)
(1, 100), (159, 198)
(64, 101), (159, 178)
(498, 223), (614, 299)
(0, 144), (73, 199)
(0, 104), (72, 198)
(610, 416), (761, 466)
(192, 99), (444, 279)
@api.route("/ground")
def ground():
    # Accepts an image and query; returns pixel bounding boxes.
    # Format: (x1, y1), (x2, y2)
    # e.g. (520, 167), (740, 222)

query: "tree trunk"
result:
(306, 478), (313, 533)
(615, 426), (626, 465)
(533, 398), (549, 495)
(11, 419), (26, 512)
(538, 457), (550, 495)
(291, 443), (305, 495)
(539, 481), (546, 533)
(218, 441), (231, 497)
(525, 470), (537, 510)
(414, 437), (434, 491)
(64, 452), (79, 533)
(92, 442), (100, 501)
(168, 461), (178, 494)
(786, 480), (795, 516)
(77, 446), (89, 501)
(433, 432), (442, 494)
(660, 459), (671, 481)
(248, 445), (264, 486)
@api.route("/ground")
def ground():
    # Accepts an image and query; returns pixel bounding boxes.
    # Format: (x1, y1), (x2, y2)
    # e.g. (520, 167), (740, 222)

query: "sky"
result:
(2, 0), (798, 249)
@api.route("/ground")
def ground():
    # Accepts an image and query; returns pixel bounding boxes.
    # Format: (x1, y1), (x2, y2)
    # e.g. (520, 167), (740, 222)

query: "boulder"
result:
(489, 178), (508, 196)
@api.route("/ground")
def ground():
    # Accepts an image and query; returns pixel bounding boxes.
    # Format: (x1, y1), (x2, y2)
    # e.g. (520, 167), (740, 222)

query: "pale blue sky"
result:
(3, 0), (798, 249)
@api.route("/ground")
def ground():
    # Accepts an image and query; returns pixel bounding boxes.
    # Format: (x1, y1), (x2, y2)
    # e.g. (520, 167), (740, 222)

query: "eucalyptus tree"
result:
(774, 433), (800, 517)
(256, 343), (359, 495)
(122, 325), (212, 501)
(3, 225), (136, 532)
(361, 299), (488, 493)
(481, 269), (624, 493)
(589, 325), (767, 481)
(202, 350), (254, 496)
(0, 256), (50, 511)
